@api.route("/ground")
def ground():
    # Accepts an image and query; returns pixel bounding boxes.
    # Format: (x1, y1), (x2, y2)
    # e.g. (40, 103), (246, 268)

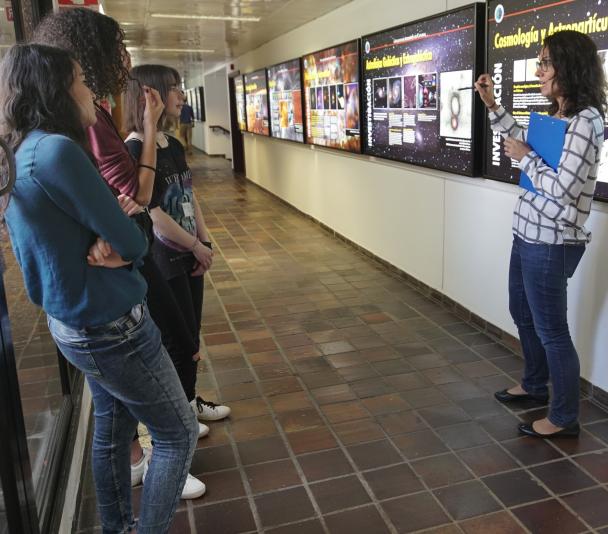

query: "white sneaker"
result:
(130, 447), (151, 487)
(181, 473), (206, 500)
(191, 396), (231, 421)
(198, 422), (210, 438)
(142, 458), (206, 500)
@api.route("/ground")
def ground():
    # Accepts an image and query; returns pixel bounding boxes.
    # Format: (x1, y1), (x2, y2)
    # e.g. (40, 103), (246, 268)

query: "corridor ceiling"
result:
(103, 0), (354, 79)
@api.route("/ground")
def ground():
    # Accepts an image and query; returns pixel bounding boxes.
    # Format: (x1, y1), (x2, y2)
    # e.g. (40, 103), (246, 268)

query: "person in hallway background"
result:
(32, 7), (230, 500)
(475, 30), (606, 438)
(0, 43), (197, 533)
(179, 95), (195, 153)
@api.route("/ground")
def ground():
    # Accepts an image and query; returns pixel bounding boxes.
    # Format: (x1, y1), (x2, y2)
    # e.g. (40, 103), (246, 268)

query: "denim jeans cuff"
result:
(521, 382), (548, 396)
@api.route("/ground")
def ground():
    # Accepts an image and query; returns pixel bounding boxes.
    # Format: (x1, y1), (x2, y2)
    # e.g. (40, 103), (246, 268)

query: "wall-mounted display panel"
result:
(485, 0), (608, 201)
(362, 3), (484, 176)
(244, 69), (270, 136)
(235, 76), (247, 131)
(193, 88), (201, 121)
(198, 86), (206, 122)
(302, 40), (361, 153)
(186, 89), (196, 120)
(268, 58), (304, 143)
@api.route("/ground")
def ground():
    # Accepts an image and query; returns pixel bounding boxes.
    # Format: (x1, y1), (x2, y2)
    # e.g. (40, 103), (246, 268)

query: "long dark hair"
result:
(0, 44), (87, 220)
(0, 44), (86, 154)
(544, 30), (607, 118)
(32, 8), (129, 99)
(124, 64), (181, 133)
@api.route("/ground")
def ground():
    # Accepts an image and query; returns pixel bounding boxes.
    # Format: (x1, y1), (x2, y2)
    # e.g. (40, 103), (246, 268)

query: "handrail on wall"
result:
(209, 125), (230, 135)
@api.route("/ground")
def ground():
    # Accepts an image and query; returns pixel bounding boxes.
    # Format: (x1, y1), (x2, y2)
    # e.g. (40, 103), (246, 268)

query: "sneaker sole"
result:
(181, 486), (206, 500)
(197, 409), (231, 422)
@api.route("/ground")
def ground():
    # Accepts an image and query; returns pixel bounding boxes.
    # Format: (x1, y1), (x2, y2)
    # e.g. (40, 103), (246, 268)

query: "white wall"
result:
(235, 0), (608, 393)
(186, 67), (233, 158)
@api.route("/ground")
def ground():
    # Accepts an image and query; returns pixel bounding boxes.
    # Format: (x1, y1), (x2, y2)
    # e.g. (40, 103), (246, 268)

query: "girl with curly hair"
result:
(0, 43), (198, 534)
(33, 8), (230, 500)
(476, 30), (607, 438)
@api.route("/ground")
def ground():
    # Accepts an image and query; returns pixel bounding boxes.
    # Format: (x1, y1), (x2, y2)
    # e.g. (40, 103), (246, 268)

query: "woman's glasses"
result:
(536, 58), (552, 72)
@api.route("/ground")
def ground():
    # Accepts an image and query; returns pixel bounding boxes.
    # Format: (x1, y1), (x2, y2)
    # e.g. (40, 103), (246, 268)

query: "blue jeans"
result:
(48, 304), (198, 534)
(508, 236), (585, 427)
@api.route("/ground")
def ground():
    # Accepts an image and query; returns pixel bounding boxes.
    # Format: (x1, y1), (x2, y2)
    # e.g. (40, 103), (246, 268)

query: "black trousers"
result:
(138, 254), (202, 401)
(166, 272), (204, 401)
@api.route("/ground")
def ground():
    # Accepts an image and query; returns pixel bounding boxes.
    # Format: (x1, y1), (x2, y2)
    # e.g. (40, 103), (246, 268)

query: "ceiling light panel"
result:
(150, 13), (261, 22)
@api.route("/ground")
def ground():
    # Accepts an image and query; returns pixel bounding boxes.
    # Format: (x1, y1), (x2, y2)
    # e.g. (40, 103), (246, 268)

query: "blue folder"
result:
(519, 112), (567, 194)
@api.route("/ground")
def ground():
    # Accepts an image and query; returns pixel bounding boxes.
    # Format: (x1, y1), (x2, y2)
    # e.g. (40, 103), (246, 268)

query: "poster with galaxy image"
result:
(244, 69), (270, 136)
(440, 70), (472, 139)
(362, 3), (485, 176)
(267, 58), (304, 142)
(486, 0), (608, 201)
(302, 40), (361, 153)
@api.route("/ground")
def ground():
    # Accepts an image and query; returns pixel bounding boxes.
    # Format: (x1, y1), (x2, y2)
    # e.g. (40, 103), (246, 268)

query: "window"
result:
(0, 5), (82, 532)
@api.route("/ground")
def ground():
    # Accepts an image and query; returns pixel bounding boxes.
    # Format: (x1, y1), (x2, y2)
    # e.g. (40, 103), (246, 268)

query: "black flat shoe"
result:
(518, 422), (580, 438)
(494, 389), (549, 405)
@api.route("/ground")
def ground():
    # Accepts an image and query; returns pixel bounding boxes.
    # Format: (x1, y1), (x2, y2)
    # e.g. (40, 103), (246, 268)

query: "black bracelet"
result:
(201, 241), (212, 250)
(138, 164), (156, 172)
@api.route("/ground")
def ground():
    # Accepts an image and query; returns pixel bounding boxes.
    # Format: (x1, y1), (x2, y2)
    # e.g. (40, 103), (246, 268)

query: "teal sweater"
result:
(5, 131), (148, 328)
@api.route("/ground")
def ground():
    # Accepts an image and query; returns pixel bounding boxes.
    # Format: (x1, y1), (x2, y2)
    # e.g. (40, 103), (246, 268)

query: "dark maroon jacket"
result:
(87, 105), (139, 198)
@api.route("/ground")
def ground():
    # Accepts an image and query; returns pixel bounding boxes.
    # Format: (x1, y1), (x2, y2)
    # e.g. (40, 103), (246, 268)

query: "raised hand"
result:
(474, 74), (496, 109)
(142, 86), (164, 131)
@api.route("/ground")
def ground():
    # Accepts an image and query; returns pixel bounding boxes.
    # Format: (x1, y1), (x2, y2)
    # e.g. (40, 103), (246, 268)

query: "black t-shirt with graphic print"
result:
(126, 134), (196, 280)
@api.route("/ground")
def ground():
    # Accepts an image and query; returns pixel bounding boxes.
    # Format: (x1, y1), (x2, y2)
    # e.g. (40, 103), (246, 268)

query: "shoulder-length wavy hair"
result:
(124, 64), (181, 133)
(32, 7), (129, 99)
(543, 30), (607, 118)
(0, 44), (86, 154)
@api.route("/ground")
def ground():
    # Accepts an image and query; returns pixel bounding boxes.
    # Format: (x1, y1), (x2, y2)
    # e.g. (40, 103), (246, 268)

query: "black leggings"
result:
(138, 254), (202, 401)
(166, 272), (204, 401)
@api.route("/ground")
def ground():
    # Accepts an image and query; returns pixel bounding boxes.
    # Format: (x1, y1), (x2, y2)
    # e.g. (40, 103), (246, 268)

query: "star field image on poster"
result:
(362, 5), (479, 175)
(439, 69), (473, 139)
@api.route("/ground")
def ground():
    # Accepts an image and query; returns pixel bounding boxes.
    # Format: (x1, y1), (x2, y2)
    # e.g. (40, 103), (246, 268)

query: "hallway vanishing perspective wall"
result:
(235, 0), (608, 394)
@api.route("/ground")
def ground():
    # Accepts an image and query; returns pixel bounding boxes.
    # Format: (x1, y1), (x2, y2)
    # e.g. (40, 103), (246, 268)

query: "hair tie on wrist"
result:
(138, 164), (156, 172)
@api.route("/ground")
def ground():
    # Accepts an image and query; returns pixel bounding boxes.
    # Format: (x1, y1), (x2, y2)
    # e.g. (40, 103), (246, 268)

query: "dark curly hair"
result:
(0, 44), (86, 154)
(32, 8), (129, 99)
(543, 30), (607, 118)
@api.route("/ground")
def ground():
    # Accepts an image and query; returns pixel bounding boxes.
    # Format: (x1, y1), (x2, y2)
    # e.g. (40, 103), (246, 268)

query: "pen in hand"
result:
(458, 83), (488, 91)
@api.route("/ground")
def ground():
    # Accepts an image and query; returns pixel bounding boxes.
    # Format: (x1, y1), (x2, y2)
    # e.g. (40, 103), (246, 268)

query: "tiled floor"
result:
(75, 152), (608, 533)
